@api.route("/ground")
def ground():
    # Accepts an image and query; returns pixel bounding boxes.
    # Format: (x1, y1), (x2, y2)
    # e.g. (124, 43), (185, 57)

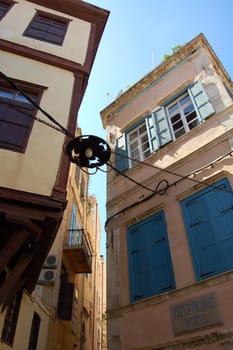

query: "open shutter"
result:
(69, 204), (76, 245)
(145, 114), (159, 152)
(115, 134), (129, 172)
(153, 108), (172, 147)
(127, 211), (175, 302)
(188, 80), (215, 120)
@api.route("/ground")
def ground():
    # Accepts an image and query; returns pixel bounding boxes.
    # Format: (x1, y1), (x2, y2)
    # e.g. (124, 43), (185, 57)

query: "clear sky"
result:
(78, 0), (233, 257)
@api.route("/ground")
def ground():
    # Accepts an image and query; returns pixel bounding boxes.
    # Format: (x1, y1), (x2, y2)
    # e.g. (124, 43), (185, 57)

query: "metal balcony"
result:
(63, 229), (92, 273)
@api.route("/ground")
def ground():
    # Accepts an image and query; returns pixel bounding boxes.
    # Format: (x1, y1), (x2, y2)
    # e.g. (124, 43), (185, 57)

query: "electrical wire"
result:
(111, 149), (233, 195)
(0, 71), (74, 138)
(104, 149), (233, 230)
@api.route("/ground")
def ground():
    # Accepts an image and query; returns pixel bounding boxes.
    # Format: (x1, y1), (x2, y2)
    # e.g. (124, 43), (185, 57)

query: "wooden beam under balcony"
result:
(63, 229), (92, 273)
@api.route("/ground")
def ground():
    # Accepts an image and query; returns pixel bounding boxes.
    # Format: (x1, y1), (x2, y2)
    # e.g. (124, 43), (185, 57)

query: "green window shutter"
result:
(153, 108), (173, 146)
(115, 134), (129, 172)
(188, 80), (215, 120)
(145, 114), (159, 152)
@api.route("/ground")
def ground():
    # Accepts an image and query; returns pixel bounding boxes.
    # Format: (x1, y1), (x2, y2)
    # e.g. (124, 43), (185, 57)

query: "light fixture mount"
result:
(66, 135), (111, 168)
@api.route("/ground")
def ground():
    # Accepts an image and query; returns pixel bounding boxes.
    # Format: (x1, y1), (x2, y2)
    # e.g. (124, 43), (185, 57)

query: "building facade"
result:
(0, 0), (108, 348)
(0, 128), (107, 350)
(101, 33), (233, 350)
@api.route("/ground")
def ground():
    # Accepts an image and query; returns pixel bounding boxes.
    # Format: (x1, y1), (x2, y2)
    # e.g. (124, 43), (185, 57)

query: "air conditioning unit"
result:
(43, 254), (57, 269)
(38, 269), (57, 285)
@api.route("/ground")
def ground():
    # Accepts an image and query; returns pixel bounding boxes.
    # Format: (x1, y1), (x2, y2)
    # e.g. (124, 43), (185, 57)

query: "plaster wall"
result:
(0, 51), (74, 195)
(0, 0), (91, 64)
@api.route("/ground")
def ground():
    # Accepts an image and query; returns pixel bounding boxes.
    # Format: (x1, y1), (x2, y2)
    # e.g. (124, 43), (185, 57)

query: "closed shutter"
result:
(182, 196), (220, 279)
(57, 282), (74, 320)
(188, 80), (215, 120)
(181, 178), (233, 280)
(153, 108), (172, 146)
(115, 134), (129, 172)
(127, 211), (175, 302)
(207, 182), (233, 270)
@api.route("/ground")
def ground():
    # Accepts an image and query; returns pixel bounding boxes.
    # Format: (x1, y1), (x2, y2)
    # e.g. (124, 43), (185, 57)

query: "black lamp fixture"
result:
(66, 135), (111, 169)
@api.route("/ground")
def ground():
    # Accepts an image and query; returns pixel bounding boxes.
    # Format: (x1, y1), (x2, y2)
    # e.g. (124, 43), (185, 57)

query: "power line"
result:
(111, 149), (233, 195)
(104, 149), (233, 230)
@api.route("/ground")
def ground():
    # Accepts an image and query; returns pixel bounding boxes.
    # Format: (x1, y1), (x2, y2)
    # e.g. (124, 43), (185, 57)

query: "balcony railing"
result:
(63, 229), (92, 273)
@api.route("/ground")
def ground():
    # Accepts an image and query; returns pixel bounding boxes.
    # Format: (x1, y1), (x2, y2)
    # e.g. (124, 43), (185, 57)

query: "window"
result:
(127, 121), (151, 167)
(0, 0), (15, 20)
(57, 282), (74, 320)
(167, 93), (198, 139)
(1, 292), (22, 346)
(127, 211), (175, 302)
(181, 178), (233, 281)
(69, 203), (77, 245)
(0, 79), (44, 152)
(23, 11), (69, 45)
(115, 81), (214, 171)
(28, 313), (41, 350)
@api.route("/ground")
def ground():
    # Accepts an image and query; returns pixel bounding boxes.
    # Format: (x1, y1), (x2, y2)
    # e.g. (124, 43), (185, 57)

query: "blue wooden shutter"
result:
(145, 114), (159, 152)
(182, 196), (219, 280)
(153, 108), (173, 146)
(181, 178), (233, 280)
(188, 80), (215, 120)
(206, 181), (233, 270)
(69, 204), (76, 245)
(127, 211), (175, 302)
(115, 134), (129, 172)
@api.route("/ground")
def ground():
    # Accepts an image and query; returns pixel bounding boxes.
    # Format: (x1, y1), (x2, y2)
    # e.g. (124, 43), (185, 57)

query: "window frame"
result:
(127, 211), (175, 302)
(28, 312), (41, 350)
(23, 10), (70, 46)
(166, 92), (199, 139)
(0, 78), (45, 153)
(181, 178), (233, 281)
(127, 120), (151, 168)
(0, 0), (16, 21)
(1, 292), (22, 346)
(115, 80), (215, 172)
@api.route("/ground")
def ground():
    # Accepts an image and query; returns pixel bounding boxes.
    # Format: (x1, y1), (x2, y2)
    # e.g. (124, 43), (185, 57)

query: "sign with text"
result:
(170, 293), (223, 335)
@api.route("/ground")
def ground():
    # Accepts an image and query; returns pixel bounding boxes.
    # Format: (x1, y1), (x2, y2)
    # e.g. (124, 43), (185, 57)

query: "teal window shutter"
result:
(69, 204), (76, 245)
(188, 80), (215, 120)
(153, 108), (173, 146)
(145, 114), (159, 152)
(127, 211), (175, 302)
(115, 134), (129, 172)
(181, 178), (233, 280)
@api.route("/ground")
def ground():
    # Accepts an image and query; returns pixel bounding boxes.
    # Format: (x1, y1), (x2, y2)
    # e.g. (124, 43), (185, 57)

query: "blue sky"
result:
(78, 0), (233, 257)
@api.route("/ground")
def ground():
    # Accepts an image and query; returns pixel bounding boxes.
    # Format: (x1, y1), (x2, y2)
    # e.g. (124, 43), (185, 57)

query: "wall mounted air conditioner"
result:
(38, 269), (57, 285)
(43, 254), (57, 269)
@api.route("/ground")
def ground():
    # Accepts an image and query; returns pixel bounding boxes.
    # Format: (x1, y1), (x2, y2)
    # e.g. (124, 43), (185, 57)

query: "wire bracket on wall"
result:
(66, 135), (111, 169)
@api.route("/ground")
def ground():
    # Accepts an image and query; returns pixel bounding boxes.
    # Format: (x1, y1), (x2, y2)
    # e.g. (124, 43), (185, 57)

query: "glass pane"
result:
(171, 113), (181, 124)
(173, 120), (183, 131)
(180, 94), (191, 106)
(183, 104), (194, 115)
(0, 90), (14, 100)
(175, 128), (185, 138)
(168, 102), (179, 115)
(129, 130), (138, 142)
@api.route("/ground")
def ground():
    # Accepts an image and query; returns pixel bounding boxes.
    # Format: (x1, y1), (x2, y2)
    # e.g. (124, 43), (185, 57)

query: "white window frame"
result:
(127, 121), (151, 168)
(166, 92), (199, 140)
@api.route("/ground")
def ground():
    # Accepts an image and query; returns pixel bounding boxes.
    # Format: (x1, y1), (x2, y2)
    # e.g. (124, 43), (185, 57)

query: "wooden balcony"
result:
(63, 229), (92, 273)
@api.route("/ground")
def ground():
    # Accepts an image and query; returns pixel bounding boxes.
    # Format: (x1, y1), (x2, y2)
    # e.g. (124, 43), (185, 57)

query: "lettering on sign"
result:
(170, 293), (223, 335)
